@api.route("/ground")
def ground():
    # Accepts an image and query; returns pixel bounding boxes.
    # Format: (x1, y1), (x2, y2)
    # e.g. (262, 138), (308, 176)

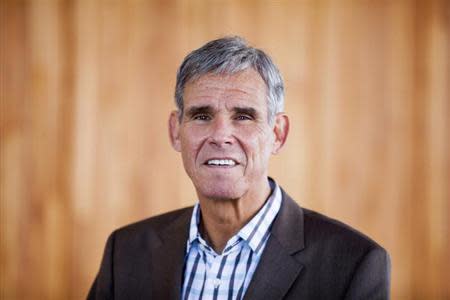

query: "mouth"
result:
(204, 158), (238, 167)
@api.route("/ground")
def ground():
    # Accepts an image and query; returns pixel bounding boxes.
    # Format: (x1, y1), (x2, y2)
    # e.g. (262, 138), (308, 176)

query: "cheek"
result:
(238, 128), (274, 163)
(180, 130), (206, 165)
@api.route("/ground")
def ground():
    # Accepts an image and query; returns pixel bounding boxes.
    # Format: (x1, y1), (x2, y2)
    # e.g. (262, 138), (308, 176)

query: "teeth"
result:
(207, 159), (236, 166)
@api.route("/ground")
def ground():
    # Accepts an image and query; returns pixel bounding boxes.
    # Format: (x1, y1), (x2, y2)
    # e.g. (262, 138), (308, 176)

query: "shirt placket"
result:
(200, 249), (220, 299)
(202, 239), (242, 300)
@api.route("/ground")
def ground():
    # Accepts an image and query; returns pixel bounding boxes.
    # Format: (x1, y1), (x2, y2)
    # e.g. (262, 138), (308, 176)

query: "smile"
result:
(205, 159), (237, 166)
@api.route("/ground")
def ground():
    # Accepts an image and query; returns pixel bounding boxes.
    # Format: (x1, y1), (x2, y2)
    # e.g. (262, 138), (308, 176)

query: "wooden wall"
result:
(1, 0), (449, 299)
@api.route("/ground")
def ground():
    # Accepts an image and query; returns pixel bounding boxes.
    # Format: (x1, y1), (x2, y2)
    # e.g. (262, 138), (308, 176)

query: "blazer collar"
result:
(150, 207), (192, 300)
(244, 187), (305, 300)
(271, 187), (305, 253)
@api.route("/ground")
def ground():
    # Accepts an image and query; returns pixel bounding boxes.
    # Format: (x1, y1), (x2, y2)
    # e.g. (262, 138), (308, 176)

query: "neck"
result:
(198, 181), (271, 254)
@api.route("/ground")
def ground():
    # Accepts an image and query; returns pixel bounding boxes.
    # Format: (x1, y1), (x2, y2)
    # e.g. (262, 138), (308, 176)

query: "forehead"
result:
(183, 68), (268, 108)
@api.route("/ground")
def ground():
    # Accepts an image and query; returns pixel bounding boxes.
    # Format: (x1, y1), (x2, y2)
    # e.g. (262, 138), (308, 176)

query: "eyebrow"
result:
(184, 105), (260, 119)
(233, 107), (258, 118)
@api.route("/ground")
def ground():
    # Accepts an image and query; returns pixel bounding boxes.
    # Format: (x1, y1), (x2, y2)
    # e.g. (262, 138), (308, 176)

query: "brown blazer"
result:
(88, 188), (391, 299)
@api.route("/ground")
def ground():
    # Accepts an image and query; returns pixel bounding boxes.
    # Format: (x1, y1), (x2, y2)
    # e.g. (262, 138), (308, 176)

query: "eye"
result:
(235, 114), (253, 121)
(193, 114), (211, 121)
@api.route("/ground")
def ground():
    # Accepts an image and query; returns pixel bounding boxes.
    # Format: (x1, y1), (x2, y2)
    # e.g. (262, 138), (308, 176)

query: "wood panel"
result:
(1, 0), (449, 299)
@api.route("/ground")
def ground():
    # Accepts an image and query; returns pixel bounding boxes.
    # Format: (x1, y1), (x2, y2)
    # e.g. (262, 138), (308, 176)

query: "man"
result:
(88, 36), (390, 300)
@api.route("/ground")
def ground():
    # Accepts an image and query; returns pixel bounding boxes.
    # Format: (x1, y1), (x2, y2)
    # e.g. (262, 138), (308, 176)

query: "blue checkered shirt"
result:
(181, 180), (282, 300)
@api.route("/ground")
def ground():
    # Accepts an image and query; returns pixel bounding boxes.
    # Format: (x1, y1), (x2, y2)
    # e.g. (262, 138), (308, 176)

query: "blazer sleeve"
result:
(344, 247), (391, 300)
(87, 232), (116, 300)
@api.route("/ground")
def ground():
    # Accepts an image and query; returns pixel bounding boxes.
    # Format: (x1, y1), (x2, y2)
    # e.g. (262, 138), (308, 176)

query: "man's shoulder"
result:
(300, 205), (384, 252)
(112, 206), (193, 241)
(274, 191), (390, 298)
(280, 190), (384, 252)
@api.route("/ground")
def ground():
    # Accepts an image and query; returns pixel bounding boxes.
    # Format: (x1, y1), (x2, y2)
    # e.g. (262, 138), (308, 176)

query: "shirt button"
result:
(213, 278), (221, 288)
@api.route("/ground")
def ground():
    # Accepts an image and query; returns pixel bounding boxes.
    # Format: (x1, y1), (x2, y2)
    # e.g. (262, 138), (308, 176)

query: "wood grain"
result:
(1, 0), (449, 299)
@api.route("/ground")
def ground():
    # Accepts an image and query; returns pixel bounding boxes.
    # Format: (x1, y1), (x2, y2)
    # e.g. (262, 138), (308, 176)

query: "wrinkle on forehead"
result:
(184, 69), (268, 100)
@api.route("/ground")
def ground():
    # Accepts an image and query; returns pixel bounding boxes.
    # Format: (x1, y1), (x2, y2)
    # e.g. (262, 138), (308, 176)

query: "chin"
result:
(202, 191), (241, 201)
(195, 180), (244, 201)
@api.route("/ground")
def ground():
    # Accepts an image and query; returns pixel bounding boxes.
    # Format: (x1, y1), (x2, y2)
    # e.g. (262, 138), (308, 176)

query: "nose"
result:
(208, 117), (234, 147)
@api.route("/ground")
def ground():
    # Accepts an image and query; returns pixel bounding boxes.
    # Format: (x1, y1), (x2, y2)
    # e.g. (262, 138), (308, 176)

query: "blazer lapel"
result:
(244, 189), (305, 300)
(150, 208), (192, 300)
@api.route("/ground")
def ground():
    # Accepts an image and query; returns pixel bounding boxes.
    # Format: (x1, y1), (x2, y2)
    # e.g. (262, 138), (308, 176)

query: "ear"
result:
(272, 113), (289, 155)
(168, 111), (181, 152)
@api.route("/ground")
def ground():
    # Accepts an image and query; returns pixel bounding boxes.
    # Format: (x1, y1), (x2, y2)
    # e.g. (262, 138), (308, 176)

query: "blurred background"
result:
(1, 0), (449, 299)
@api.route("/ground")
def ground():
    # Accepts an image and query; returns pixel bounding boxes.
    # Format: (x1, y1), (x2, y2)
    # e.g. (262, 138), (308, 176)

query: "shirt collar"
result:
(186, 178), (282, 254)
(186, 202), (201, 251)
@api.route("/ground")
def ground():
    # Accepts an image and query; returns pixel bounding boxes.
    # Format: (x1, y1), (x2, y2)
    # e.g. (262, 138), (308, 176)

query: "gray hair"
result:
(175, 36), (284, 123)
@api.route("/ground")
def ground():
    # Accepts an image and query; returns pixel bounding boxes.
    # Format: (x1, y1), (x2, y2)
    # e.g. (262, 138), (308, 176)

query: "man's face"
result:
(169, 68), (287, 201)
